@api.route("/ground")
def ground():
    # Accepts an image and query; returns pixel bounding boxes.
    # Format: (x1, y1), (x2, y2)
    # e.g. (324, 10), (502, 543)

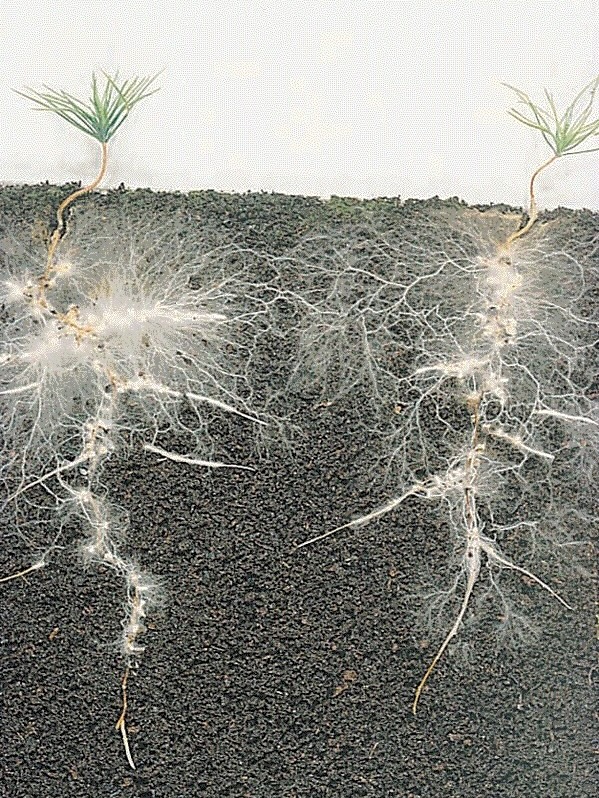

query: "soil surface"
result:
(1, 185), (596, 797)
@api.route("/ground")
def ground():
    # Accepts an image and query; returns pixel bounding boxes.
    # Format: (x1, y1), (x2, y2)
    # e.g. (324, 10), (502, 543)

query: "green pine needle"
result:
(502, 76), (599, 156)
(15, 71), (162, 143)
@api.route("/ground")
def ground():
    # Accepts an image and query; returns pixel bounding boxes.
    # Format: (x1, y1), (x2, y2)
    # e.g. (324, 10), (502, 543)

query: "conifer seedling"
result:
(3, 70), (267, 769)
(8, 71), (160, 768)
(412, 78), (599, 711)
(290, 77), (598, 717)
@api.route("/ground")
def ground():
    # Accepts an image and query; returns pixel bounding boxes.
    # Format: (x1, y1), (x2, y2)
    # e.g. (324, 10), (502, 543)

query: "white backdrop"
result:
(1, 1), (597, 209)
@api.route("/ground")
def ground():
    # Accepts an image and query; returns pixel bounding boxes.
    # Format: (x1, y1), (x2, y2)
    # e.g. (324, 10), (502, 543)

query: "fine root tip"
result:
(116, 666), (136, 769)
(293, 524), (345, 550)
(116, 716), (136, 770)
(0, 561), (45, 584)
(412, 683), (426, 716)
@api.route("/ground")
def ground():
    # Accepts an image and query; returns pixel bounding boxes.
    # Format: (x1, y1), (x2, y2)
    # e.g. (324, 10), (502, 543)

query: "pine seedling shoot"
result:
(14, 72), (161, 303)
(501, 76), (599, 244)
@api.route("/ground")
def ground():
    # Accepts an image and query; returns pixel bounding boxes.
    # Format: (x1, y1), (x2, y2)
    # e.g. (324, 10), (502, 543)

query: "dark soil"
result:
(1, 186), (596, 798)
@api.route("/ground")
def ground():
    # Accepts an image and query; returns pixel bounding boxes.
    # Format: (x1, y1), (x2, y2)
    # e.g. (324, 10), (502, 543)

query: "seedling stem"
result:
(503, 153), (558, 246)
(44, 140), (108, 280)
